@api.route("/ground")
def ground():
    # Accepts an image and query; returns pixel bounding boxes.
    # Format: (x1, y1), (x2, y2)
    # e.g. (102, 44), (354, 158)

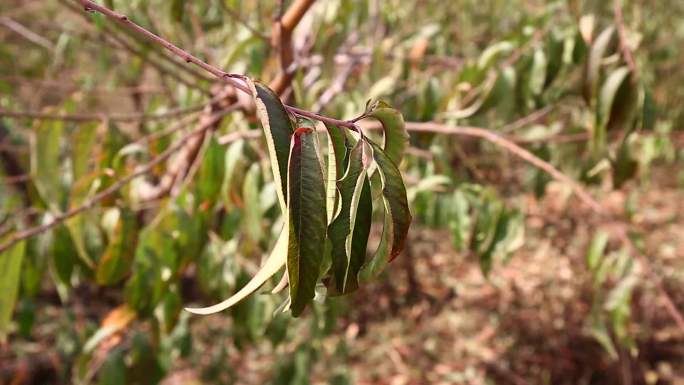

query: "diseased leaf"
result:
(365, 101), (409, 167)
(184, 226), (288, 315)
(249, 79), (294, 212)
(328, 140), (372, 294)
(0, 240), (25, 342)
(96, 208), (139, 285)
(286, 129), (327, 316)
(360, 139), (411, 279)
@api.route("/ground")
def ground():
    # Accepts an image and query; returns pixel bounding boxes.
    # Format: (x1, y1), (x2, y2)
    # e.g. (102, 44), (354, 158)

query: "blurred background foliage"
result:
(1, 0), (684, 384)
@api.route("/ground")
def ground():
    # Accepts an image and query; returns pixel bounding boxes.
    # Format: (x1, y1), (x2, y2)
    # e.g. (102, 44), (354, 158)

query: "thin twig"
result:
(0, 16), (55, 51)
(360, 120), (604, 213)
(0, 95), (222, 123)
(613, 0), (637, 73)
(500, 105), (554, 133)
(0, 104), (238, 254)
(77, 0), (360, 130)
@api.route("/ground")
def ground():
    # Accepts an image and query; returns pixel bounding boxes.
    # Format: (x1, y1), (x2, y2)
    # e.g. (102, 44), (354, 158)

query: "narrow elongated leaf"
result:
(328, 140), (372, 294)
(96, 208), (139, 285)
(366, 101), (408, 167)
(242, 164), (263, 244)
(0, 240), (25, 341)
(286, 129), (327, 316)
(184, 226), (288, 315)
(324, 123), (348, 223)
(196, 136), (226, 204)
(32, 119), (63, 210)
(594, 66), (633, 154)
(72, 122), (98, 181)
(360, 140), (411, 279)
(249, 79), (294, 211)
(584, 26), (616, 103)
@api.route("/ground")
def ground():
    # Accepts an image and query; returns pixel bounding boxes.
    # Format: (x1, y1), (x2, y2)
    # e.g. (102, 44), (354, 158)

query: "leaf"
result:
(0, 240), (25, 342)
(196, 136), (226, 204)
(286, 129), (327, 316)
(365, 101), (409, 167)
(328, 140), (372, 294)
(31, 119), (63, 210)
(528, 48), (548, 96)
(360, 140), (411, 279)
(584, 26), (616, 103)
(586, 231), (609, 272)
(612, 139), (638, 188)
(594, 66), (634, 154)
(449, 190), (471, 251)
(249, 79), (294, 212)
(184, 226), (288, 315)
(71, 122), (98, 182)
(324, 123), (349, 223)
(242, 163), (263, 243)
(96, 208), (139, 285)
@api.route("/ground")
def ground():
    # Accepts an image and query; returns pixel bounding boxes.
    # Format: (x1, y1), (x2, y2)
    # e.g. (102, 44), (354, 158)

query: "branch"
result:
(0, 16), (54, 51)
(269, 0), (316, 95)
(360, 120), (605, 214)
(0, 104), (238, 254)
(77, 1), (357, 130)
(0, 101), (210, 123)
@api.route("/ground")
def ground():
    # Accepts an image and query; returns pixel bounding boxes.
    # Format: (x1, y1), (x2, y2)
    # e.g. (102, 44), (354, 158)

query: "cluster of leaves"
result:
(186, 82), (411, 317)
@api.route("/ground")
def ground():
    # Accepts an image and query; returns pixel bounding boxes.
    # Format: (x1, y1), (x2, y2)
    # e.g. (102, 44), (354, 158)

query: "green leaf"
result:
(586, 231), (609, 272)
(196, 136), (226, 204)
(449, 190), (471, 251)
(360, 139), (411, 280)
(242, 163), (263, 243)
(365, 101), (409, 167)
(96, 208), (139, 285)
(584, 26), (616, 103)
(328, 140), (372, 294)
(71, 122), (98, 181)
(249, 79), (294, 212)
(594, 66), (634, 154)
(0, 240), (25, 342)
(528, 48), (548, 96)
(185, 226), (288, 315)
(324, 123), (349, 223)
(287, 129), (327, 316)
(31, 119), (63, 210)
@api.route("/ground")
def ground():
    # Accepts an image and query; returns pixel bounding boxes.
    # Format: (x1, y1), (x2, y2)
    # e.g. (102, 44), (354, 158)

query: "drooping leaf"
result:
(365, 101), (409, 167)
(449, 190), (471, 251)
(586, 231), (609, 272)
(360, 139), (411, 280)
(96, 208), (139, 285)
(0, 240), (25, 342)
(184, 226), (288, 315)
(327, 139), (372, 294)
(529, 48), (548, 96)
(249, 79), (294, 212)
(286, 128), (327, 316)
(324, 123), (349, 223)
(71, 122), (98, 182)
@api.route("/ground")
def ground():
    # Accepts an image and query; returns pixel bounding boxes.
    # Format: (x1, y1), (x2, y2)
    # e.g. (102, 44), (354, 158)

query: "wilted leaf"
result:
(360, 139), (411, 280)
(185, 226), (288, 315)
(286, 128), (327, 316)
(328, 139), (372, 294)
(250, 79), (294, 211)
